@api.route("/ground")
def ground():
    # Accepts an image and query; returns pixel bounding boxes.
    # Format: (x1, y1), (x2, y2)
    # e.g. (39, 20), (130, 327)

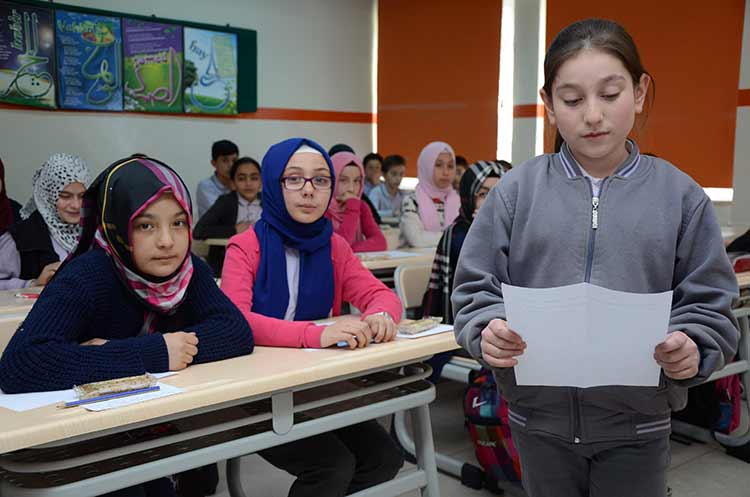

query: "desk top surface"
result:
(0, 327), (458, 454)
(0, 287), (41, 315)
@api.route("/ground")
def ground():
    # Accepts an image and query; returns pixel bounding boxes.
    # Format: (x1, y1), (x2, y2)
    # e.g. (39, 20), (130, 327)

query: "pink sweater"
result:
(326, 198), (387, 252)
(221, 229), (402, 348)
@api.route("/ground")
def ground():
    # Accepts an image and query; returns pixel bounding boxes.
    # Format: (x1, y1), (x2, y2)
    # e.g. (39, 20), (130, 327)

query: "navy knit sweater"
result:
(0, 249), (254, 393)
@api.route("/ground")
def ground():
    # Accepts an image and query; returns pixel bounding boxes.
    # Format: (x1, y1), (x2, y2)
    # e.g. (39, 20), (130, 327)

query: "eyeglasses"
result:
(280, 175), (333, 191)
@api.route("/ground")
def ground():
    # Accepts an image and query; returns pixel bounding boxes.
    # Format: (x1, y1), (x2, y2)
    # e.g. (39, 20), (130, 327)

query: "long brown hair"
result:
(542, 19), (655, 152)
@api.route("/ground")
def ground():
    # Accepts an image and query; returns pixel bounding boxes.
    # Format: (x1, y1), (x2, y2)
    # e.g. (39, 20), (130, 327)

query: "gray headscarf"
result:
(20, 153), (91, 251)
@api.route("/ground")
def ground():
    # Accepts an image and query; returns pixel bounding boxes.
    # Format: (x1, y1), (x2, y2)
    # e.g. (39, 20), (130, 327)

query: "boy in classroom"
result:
(368, 154), (407, 219)
(452, 18), (739, 497)
(362, 152), (384, 196)
(221, 137), (404, 497)
(0, 156), (255, 497)
(196, 139), (240, 217)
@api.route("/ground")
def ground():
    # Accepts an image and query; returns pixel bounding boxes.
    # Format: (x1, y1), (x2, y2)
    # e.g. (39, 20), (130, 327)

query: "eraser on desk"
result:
(15, 292), (39, 299)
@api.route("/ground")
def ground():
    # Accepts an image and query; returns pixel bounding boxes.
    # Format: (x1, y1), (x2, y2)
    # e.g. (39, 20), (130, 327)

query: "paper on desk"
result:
(0, 372), (178, 412)
(83, 382), (183, 411)
(397, 324), (453, 339)
(357, 250), (420, 260)
(502, 283), (672, 388)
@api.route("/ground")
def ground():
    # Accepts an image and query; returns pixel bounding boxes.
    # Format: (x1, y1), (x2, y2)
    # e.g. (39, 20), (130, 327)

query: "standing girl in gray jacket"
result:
(452, 18), (739, 497)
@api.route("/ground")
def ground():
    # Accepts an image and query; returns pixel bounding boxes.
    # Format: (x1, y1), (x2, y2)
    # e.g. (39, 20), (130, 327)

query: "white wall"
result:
(731, 0), (750, 226)
(2, 0), (376, 206)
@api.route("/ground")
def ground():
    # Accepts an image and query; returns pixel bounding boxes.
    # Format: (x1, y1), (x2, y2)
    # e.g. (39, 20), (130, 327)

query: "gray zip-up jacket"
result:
(452, 141), (739, 444)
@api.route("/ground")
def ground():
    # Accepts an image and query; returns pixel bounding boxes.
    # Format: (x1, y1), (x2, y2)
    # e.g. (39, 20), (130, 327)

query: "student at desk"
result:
(422, 160), (510, 380)
(325, 151), (387, 253)
(400, 141), (459, 248)
(0, 156), (254, 497)
(221, 138), (404, 497)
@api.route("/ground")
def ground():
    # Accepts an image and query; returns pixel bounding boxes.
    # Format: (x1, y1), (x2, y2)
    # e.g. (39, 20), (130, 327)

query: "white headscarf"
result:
(20, 154), (91, 251)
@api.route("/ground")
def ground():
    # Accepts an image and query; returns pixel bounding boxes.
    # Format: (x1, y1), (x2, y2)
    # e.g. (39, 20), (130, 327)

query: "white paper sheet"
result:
(502, 283), (672, 388)
(397, 324), (454, 339)
(0, 372), (178, 412)
(357, 250), (420, 260)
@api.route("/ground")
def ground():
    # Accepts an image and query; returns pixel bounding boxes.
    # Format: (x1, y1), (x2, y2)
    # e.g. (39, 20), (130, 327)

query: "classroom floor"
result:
(212, 381), (750, 497)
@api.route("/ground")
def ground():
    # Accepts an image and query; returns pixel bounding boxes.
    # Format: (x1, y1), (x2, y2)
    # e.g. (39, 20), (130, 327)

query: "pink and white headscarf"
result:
(415, 141), (460, 231)
(68, 156), (194, 332)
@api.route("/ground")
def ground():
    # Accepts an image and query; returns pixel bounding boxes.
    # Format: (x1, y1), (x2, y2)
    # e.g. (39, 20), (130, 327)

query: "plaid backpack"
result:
(463, 369), (523, 486)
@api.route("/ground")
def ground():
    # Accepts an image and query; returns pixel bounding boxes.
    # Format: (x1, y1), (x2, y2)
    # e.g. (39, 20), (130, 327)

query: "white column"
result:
(732, 0), (750, 225)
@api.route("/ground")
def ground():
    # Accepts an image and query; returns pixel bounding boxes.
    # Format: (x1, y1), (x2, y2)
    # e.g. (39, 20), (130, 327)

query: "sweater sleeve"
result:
(220, 232), (326, 348)
(452, 188), (512, 372)
(400, 194), (442, 248)
(351, 203), (387, 252)
(334, 236), (402, 322)
(193, 196), (237, 240)
(0, 260), (169, 393)
(667, 196), (740, 387)
(0, 232), (33, 291)
(330, 198), (363, 245)
(179, 256), (254, 363)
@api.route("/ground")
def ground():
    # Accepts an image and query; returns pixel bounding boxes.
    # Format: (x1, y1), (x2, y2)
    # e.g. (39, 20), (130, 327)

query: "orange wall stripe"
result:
(513, 104), (545, 118)
(740, 89), (750, 107)
(0, 102), (376, 124)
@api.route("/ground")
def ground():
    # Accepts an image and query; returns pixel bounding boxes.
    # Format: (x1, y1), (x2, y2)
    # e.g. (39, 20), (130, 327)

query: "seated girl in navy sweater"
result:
(0, 156), (254, 497)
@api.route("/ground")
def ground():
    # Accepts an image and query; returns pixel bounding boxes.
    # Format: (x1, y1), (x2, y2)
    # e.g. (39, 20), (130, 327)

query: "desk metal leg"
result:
(227, 457), (247, 497)
(409, 404), (440, 497)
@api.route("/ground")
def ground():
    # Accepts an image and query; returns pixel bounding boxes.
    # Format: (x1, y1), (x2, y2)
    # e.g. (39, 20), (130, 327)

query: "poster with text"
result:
(0, 2), (56, 108)
(55, 10), (122, 111)
(183, 27), (237, 115)
(123, 19), (182, 113)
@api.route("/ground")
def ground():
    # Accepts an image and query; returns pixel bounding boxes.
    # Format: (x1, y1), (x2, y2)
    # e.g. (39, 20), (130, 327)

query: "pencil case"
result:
(398, 317), (443, 335)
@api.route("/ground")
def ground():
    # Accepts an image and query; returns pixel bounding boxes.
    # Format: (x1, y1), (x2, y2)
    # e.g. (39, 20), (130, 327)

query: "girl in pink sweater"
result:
(220, 138), (404, 496)
(325, 151), (387, 252)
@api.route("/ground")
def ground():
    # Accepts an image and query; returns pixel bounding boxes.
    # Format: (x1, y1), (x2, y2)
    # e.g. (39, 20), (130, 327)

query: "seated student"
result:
(368, 154), (406, 218)
(400, 142), (459, 248)
(327, 144), (383, 226)
(0, 158), (22, 231)
(0, 156), (254, 497)
(196, 139), (239, 218)
(0, 154), (90, 290)
(362, 152), (383, 196)
(325, 151), (387, 252)
(194, 156), (262, 275)
(422, 160), (510, 380)
(453, 155), (468, 190)
(221, 138), (403, 497)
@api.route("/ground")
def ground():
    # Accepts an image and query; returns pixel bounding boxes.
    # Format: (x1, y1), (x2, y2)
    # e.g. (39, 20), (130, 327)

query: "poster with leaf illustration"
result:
(122, 18), (182, 113)
(55, 10), (122, 111)
(183, 27), (237, 115)
(0, 1), (56, 108)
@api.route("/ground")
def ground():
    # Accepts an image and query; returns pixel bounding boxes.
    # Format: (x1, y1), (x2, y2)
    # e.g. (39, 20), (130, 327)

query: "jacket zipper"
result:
(584, 177), (602, 283)
(575, 177), (606, 444)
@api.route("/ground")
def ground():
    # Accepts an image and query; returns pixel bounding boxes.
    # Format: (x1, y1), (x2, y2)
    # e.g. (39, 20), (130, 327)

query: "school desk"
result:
(0, 323), (459, 497)
(0, 287), (41, 316)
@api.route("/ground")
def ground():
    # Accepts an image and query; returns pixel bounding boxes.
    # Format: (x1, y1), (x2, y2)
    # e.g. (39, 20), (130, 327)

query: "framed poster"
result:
(184, 27), (237, 115)
(123, 18), (182, 113)
(0, 2), (56, 108)
(55, 10), (122, 111)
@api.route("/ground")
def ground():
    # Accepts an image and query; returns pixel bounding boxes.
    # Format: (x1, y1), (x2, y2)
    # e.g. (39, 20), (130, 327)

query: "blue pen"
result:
(61, 385), (161, 408)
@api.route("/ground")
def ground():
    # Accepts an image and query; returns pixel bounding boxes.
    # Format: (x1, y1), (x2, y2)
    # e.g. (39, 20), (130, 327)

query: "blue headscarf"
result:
(252, 138), (335, 320)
